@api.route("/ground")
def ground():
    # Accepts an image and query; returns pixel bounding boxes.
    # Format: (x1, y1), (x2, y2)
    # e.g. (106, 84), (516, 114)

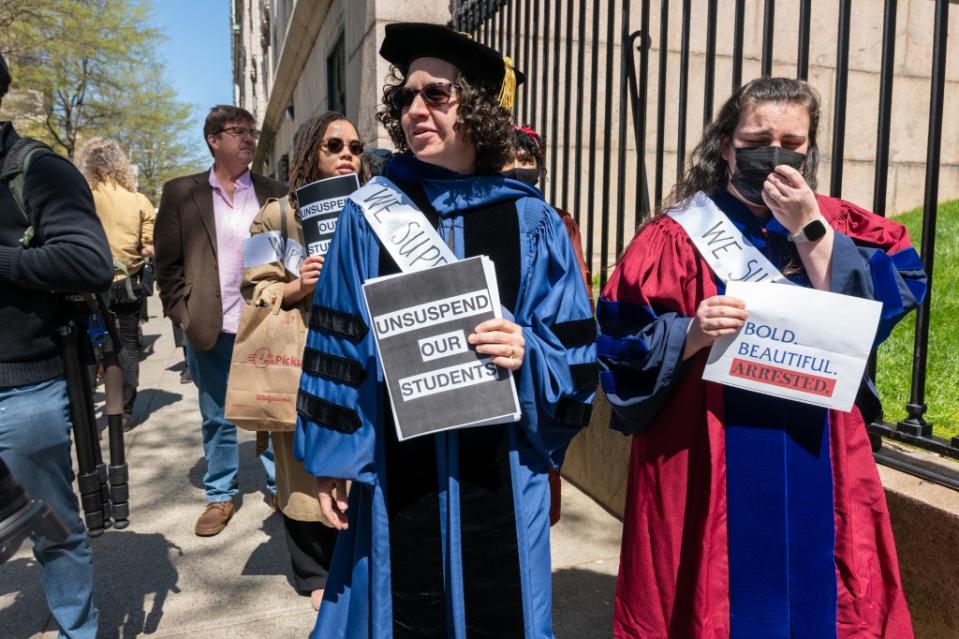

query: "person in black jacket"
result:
(0, 51), (113, 639)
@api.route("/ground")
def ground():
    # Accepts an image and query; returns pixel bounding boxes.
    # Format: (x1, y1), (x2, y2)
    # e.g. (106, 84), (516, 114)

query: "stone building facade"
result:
(233, 1), (957, 216)
(230, 0), (450, 180)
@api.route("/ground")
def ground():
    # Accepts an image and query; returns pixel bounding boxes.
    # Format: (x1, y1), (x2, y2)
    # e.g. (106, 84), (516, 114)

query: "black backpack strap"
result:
(1, 137), (55, 246)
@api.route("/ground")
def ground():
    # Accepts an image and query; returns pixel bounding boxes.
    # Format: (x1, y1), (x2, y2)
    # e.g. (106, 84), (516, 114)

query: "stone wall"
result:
(237, 0), (451, 177)
(482, 0), (959, 278)
(239, 1), (959, 221)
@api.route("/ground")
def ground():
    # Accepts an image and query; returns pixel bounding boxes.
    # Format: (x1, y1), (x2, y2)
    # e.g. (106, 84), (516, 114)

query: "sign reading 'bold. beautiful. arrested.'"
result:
(703, 281), (882, 411)
(362, 256), (521, 441)
(295, 173), (360, 257)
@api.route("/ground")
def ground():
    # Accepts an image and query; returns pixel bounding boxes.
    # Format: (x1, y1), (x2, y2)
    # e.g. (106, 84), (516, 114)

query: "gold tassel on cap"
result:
(499, 56), (517, 110)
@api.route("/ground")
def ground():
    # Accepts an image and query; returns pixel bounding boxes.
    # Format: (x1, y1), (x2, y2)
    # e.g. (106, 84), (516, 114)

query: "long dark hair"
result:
(660, 77), (821, 213)
(288, 111), (361, 210)
(376, 66), (513, 175)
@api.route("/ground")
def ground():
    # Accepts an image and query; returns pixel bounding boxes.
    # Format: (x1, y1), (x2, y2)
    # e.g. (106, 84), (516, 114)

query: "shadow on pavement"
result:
(241, 512), (298, 591)
(552, 566), (617, 638)
(165, 359), (188, 373)
(139, 333), (160, 361)
(91, 530), (182, 639)
(0, 531), (183, 639)
(133, 388), (183, 424)
(0, 556), (47, 639)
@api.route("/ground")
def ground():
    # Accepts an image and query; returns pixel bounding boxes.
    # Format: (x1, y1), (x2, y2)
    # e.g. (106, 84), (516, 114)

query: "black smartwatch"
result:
(788, 218), (828, 243)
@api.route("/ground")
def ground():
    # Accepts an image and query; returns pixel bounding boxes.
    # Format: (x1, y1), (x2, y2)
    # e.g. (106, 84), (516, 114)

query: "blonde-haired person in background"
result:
(76, 137), (155, 431)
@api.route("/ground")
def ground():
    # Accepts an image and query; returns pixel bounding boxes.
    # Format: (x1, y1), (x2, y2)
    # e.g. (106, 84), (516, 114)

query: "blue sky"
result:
(150, 0), (232, 154)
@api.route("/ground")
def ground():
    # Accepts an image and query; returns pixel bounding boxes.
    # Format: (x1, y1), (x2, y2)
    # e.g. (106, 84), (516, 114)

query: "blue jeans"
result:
(0, 377), (98, 639)
(185, 332), (275, 501)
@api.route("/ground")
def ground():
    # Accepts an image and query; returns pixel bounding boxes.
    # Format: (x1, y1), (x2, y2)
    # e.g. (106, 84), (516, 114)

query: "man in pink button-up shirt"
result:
(155, 105), (287, 536)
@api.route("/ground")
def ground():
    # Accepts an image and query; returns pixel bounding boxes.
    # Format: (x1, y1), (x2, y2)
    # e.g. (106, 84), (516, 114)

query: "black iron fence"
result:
(452, 0), (958, 481)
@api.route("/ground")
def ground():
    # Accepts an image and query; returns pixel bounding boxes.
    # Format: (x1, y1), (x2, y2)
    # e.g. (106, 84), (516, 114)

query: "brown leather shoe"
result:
(194, 501), (235, 536)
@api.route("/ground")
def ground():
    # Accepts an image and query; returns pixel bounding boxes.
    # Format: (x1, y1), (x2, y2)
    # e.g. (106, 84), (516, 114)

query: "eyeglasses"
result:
(388, 82), (458, 110)
(216, 126), (261, 139)
(321, 137), (365, 156)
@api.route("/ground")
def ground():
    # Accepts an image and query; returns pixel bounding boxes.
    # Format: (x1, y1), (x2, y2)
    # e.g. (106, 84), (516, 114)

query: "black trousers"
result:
(282, 514), (338, 593)
(111, 299), (143, 419)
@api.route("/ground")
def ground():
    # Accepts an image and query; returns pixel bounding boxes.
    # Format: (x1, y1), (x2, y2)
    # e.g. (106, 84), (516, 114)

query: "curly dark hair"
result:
(375, 65), (513, 175)
(287, 111), (366, 211)
(661, 76), (821, 214)
(511, 126), (545, 163)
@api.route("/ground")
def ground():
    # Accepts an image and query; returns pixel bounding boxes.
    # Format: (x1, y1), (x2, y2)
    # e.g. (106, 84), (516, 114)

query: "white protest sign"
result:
(351, 177), (456, 272)
(243, 230), (306, 277)
(362, 256), (520, 441)
(702, 281), (882, 411)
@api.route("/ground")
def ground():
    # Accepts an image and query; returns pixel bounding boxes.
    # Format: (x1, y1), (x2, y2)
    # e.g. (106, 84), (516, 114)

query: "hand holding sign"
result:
(684, 295), (749, 360)
(702, 281), (882, 411)
(363, 256), (521, 441)
(469, 318), (526, 371)
(299, 255), (324, 288)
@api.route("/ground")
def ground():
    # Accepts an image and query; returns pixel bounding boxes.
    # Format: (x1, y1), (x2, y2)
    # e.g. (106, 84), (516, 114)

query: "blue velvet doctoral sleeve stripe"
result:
(296, 391), (361, 433)
(829, 232), (927, 346)
(295, 203), (379, 485)
(511, 198), (598, 469)
(595, 297), (658, 334)
(891, 247), (927, 306)
(598, 298), (692, 434)
(596, 334), (651, 363)
(551, 318), (598, 348)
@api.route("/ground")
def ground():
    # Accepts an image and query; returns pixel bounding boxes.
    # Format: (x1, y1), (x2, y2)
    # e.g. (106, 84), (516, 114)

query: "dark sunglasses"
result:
(389, 82), (458, 110)
(321, 137), (364, 156)
(216, 126), (261, 139)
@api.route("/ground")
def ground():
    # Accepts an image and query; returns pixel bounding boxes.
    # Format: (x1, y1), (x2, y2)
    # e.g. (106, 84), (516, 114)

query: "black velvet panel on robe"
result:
(382, 183), (526, 638)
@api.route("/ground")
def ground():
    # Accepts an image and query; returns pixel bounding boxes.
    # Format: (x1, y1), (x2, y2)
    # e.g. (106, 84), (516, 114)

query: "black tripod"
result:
(56, 293), (129, 536)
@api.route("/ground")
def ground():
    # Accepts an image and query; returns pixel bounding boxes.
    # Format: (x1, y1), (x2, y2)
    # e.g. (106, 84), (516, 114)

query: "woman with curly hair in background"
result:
(297, 23), (598, 639)
(76, 137), (155, 430)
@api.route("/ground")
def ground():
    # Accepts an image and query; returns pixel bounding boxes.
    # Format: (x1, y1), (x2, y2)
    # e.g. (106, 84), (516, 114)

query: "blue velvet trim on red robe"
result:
(598, 188), (926, 637)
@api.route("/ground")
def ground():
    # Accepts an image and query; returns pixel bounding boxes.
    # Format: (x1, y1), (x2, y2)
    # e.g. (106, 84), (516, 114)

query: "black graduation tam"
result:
(379, 22), (525, 110)
(0, 52), (10, 99)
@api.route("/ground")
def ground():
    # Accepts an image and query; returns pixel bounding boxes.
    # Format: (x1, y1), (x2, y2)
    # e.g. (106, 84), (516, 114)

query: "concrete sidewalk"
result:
(0, 297), (622, 638)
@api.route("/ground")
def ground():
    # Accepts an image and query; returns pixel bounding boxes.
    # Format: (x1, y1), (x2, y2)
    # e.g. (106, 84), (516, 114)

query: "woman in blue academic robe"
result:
(295, 23), (597, 639)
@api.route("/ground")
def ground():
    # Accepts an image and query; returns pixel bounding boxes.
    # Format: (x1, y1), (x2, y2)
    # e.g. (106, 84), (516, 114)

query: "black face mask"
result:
(730, 146), (805, 205)
(502, 167), (542, 187)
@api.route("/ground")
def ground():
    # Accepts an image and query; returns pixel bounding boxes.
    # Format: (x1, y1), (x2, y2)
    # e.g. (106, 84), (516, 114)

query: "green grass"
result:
(876, 200), (959, 442)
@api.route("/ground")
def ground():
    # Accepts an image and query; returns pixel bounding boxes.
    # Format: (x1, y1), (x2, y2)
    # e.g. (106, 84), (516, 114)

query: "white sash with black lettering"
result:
(350, 176), (456, 273)
(668, 191), (791, 285)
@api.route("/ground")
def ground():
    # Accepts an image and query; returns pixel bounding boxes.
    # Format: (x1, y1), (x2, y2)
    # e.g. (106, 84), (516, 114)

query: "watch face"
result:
(804, 219), (827, 242)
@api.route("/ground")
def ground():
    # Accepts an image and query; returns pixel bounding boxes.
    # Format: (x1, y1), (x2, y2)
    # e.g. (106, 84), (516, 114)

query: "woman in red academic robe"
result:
(598, 77), (925, 639)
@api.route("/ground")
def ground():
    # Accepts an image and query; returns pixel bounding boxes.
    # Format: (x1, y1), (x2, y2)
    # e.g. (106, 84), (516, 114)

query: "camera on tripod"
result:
(57, 292), (130, 536)
(0, 292), (128, 565)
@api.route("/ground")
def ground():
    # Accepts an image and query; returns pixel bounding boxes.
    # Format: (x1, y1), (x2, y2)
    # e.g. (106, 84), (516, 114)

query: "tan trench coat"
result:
(242, 196), (327, 523)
